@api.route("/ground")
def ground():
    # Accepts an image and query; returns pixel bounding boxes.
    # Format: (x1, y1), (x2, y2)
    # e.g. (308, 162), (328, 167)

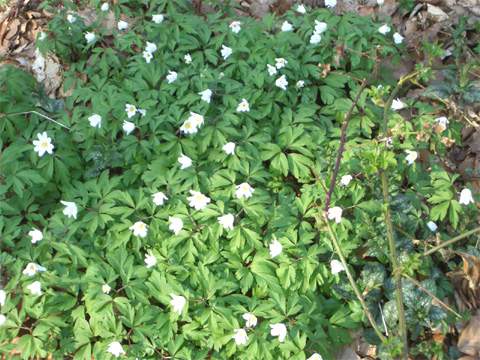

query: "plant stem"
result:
(321, 214), (387, 342)
(424, 226), (480, 256)
(1, 110), (70, 130)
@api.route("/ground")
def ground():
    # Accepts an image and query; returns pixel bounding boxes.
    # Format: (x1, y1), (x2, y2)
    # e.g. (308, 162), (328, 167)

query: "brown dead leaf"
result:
(458, 313), (480, 357)
(450, 253), (480, 312)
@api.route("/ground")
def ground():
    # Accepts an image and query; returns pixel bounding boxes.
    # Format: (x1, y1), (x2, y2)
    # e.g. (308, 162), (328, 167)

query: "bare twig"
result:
(1, 110), (70, 130)
(424, 226), (480, 256)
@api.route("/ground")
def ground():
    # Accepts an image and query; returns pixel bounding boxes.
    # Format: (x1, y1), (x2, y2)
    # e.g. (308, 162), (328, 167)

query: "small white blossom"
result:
(435, 116), (449, 132)
(218, 214), (234, 230)
(459, 188), (474, 205)
(391, 98), (406, 110)
(166, 71), (178, 84)
(28, 229), (43, 244)
(145, 42), (157, 53)
(100, 2), (109, 11)
(236, 99), (250, 112)
(199, 89), (212, 103)
(117, 20), (128, 31)
(169, 217), (183, 235)
(122, 121), (135, 135)
(152, 14), (164, 24)
(152, 192), (168, 206)
(23, 263), (46, 277)
(393, 32), (404, 44)
(61, 201), (78, 219)
(38, 31), (47, 41)
(125, 104), (137, 118)
(221, 45), (232, 60)
(307, 353), (324, 360)
(0, 290), (6, 306)
(267, 64), (277, 76)
(340, 175), (353, 186)
(296, 4), (307, 13)
(314, 21), (328, 34)
(143, 50), (153, 63)
(144, 253), (157, 268)
(102, 284), (111, 294)
(275, 58), (288, 69)
(378, 24), (391, 35)
(27, 281), (42, 296)
(0, 314), (6, 326)
(180, 119), (198, 135)
(184, 53), (192, 64)
(138, 109), (146, 117)
(229, 21), (241, 34)
(235, 183), (254, 199)
(88, 114), (102, 128)
(33, 132), (54, 157)
(325, 0), (337, 7)
(233, 329), (248, 346)
(327, 206), (342, 223)
(330, 259), (345, 274)
(310, 33), (321, 44)
(67, 14), (76, 23)
(170, 294), (186, 314)
(296, 80), (305, 89)
(223, 142), (236, 155)
(281, 21), (293, 32)
(275, 75), (288, 90)
(107, 342), (125, 358)
(84, 32), (96, 44)
(129, 221), (148, 238)
(269, 239), (283, 258)
(377, 0), (384, 4)
(405, 150), (418, 165)
(242, 313), (257, 328)
(427, 221), (438, 232)
(270, 323), (287, 342)
(178, 154), (192, 169)
(187, 190), (211, 211)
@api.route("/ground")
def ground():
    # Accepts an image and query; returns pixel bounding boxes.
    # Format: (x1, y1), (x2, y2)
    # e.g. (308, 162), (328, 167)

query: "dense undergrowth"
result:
(0, 1), (478, 359)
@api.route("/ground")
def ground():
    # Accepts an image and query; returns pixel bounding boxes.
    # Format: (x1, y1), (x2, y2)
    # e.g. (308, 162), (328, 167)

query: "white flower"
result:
(223, 142), (236, 155)
(378, 24), (391, 35)
(233, 329), (248, 346)
(0, 314), (5, 326)
(144, 253), (157, 268)
(281, 21), (293, 32)
(145, 42), (157, 53)
(393, 32), (404, 44)
(236, 99), (250, 112)
(0, 290), (6, 306)
(67, 14), (76, 23)
(28, 229), (43, 244)
(107, 342), (125, 358)
(435, 116), (449, 132)
(229, 21), (241, 34)
(188, 112), (205, 128)
(427, 221), (438, 232)
(327, 206), (342, 223)
(169, 216), (184, 235)
(235, 182), (254, 199)
(129, 221), (148, 238)
(166, 71), (178, 84)
(170, 294), (186, 314)
(405, 150), (418, 165)
(85, 32), (96, 44)
(180, 119), (198, 135)
(23, 263), (46, 277)
(61, 201), (78, 219)
(391, 98), (406, 110)
(459, 188), (474, 205)
(143, 50), (153, 63)
(218, 214), (234, 230)
(88, 114), (102, 128)
(199, 89), (212, 103)
(122, 121), (135, 135)
(325, 0), (337, 7)
(270, 323), (287, 342)
(187, 190), (211, 211)
(125, 104), (137, 118)
(178, 154), (192, 169)
(314, 21), (328, 34)
(267, 64), (277, 76)
(152, 14), (164, 24)
(117, 20), (128, 31)
(377, 0), (384, 4)
(100, 2), (109, 11)
(275, 58), (288, 69)
(138, 109), (146, 117)
(33, 132), (54, 157)
(102, 284), (111, 294)
(275, 75), (288, 90)
(310, 33), (322, 44)
(38, 31), (46, 41)
(307, 353), (324, 360)
(296, 80), (305, 89)
(221, 45), (232, 60)
(296, 4), (306, 13)
(340, 175), (352, 186)
(152, 192), (168, 206)
(184, 53), (192, 64)
(330, 259), (345, 274)
(27, 281), (42, 296)
(242, 313), (257, 328)
(269, 239), (283, 258)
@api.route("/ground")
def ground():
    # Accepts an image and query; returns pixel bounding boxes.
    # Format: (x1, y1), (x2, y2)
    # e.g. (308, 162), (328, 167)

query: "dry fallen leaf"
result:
(458, 312), (480, 357)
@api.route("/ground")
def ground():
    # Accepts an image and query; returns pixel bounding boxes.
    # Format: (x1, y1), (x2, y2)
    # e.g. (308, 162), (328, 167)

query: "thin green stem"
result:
(424, 226), (480, 256)
(1, 110), (70, 130)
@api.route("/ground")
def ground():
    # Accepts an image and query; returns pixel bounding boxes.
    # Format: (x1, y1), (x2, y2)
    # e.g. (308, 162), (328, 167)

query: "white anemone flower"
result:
(267, 64), (277, 76)
(184, 53), (192, 64)
(310, 33), (321, 44)
(330, 259), (345, 274)
(233, 329), (248, 345)
(166, 71), (177, 84)
(102, 284), (111, 294)
(235, 183), (254, 199)
(229, 21), (241, 34)
(281, 21), (293, 32)
(296, 80), (305, 88)
(221, 45), (232, 60)
(143, 50), (153, 63)
(27, 281), (42, 296)
(405, 150), (418, 165)
(169, 217), (183, 235)
(459, 188), (474, 205)
(275, 58), (288, 69)
(117, 20), (128, 31)
(23, 263), (46, 277)
(391, 98), (406, 110)
(129, 221), (148, 238)
(307, 353), (324, 360)
(122, 121), (135, 135)
(236, 99), (250, 112)
(270, 323), (287, 342)
(178, 154), (192, 169)
(223, 142), (236, 155)
(327, 206), (342, 223)
(269, 239), (282, 258)
(325, 0), (337, 7)
(199, 89), (212, 103)
(28, 229), (43, 244)
(242, 312), (257, 328)
(314, 21), (328, 33)
(340, 175), (352, 186)
(125, 104), (137, 118)
(67, 14), (76, 23)
(393, 32), (404, 44)
(61, 201), (78, 219)
(145, 42), (157, 53)
(187, 190), (211, 210)
(296, 4), (307, 13)
(218, 214), (234, 230)
(152, 14), (164, 24)
(144, 253), (157, 268)
(33, 132), (54, 157)
(275, 75), (288, 90)
(170, 294), (186, 314)
(84, 32), (96, 44)
(0, 289), (6, 306)
(107, 342), (125, 358)
(152, 192), (168, 206)
(427, 221), (438, 232)
(378, 24), (391, 35)
(100, 2), (109, 11)
(88, 114), (102, 128)
(0, 314), (6, 326)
